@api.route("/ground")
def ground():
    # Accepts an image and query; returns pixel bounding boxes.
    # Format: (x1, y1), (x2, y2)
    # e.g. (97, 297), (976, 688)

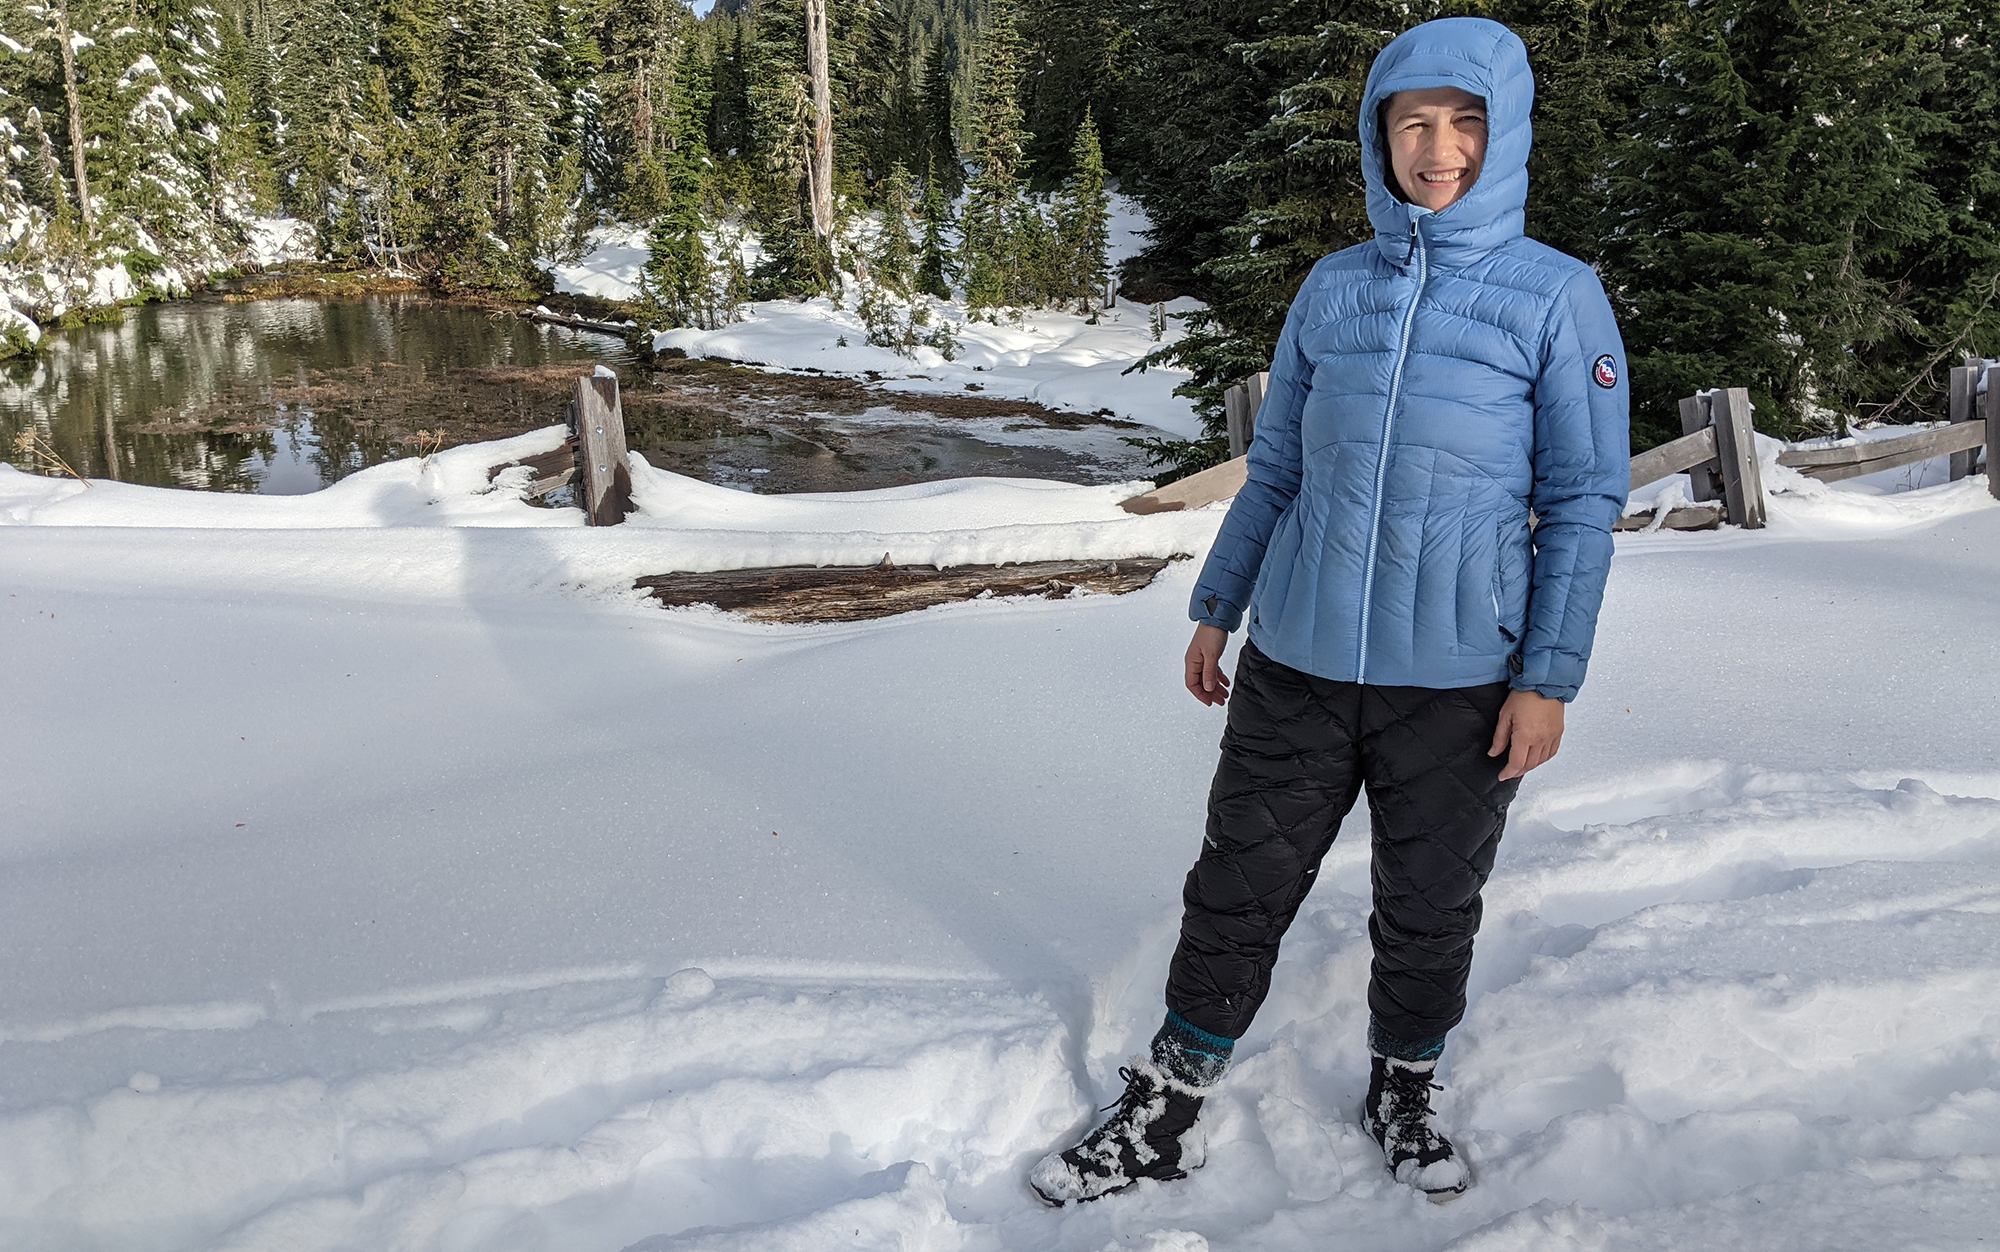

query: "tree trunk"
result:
(804, 0), (834, 246)
(56, 0), (93, 230)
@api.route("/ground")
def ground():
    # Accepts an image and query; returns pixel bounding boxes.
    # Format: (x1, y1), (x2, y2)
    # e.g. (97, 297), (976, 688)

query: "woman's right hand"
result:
(1184, 624), (1231, 706)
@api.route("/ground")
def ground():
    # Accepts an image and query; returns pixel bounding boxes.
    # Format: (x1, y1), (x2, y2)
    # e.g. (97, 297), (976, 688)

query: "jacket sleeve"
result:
(1188, 285), (1316, 631)
(1517, 268), (1630, 701)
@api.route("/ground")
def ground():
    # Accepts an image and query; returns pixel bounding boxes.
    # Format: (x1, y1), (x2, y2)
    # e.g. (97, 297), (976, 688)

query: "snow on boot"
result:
(1029, 1058), (1207, 1206)
(1363, 1052), (1470, 1201)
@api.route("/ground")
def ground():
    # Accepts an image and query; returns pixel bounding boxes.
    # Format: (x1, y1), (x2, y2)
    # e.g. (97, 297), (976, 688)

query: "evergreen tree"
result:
(1116, 0), (1284, 299)
(872, 160), (918, 292)
(915, 156), (954, 296)
(1603, 0), (1954, 442)
(1857, 0), (2000, 421)
(1053, 105), (1109, 308)
(1131, 0), (1418, 473)
(1018, 0), (1126, 188)
(960, 0), (1028, 310)
(917, 41), (962, 198)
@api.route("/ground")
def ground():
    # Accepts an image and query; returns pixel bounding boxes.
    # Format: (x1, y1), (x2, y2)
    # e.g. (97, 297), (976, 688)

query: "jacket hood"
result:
(1360, 18), (1534, 267)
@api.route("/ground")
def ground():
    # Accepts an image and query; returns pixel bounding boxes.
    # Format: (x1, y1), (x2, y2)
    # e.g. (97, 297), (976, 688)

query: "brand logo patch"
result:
(1592, 354), (1619, 389)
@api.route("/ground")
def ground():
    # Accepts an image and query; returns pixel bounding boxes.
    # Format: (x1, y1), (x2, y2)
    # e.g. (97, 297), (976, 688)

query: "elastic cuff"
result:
(1188, 592), (1242, 633)
(1368, 1017), (1447, 1063)
(1151, 1010), (1235, 1089)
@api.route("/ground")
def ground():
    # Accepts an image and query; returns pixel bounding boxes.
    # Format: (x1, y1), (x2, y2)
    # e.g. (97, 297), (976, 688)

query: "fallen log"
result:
(524, 308), (635, 338)
(636, 555), (1183, 623)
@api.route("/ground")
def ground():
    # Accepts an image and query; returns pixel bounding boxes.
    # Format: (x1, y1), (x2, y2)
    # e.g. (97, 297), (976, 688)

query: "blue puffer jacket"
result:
(1190, 17), (1629, 702)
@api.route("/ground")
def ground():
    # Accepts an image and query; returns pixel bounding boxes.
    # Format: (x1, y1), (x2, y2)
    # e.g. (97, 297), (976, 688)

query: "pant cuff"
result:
(1151, 1010), (1235, 1089)
(1368, 1016), (1447, 1063)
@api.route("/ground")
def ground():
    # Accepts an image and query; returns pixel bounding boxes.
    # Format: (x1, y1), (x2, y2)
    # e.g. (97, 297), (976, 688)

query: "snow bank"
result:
(653, 296), (1207, 439)
(0, 430), (1215, 598)
(3, 438), (1999, 1250)
(552, 196), (1210, 439)
(244, 217), (318, 269)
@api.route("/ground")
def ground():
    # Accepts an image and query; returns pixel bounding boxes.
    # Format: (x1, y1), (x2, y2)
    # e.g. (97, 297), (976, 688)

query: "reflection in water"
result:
(3, 294), (1151, 498)
(0, 296), (631, 494)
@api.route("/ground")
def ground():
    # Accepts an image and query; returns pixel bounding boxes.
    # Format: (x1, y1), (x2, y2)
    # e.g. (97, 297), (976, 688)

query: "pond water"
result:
(0, 295), (1151, 498)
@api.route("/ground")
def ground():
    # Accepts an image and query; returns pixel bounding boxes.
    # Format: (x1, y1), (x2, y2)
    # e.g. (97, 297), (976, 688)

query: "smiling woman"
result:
(1383, 87), (1489, 212)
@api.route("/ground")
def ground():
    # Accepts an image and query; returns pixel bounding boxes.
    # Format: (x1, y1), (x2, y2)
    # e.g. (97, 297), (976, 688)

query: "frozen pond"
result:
(0, 294), (1154, 497)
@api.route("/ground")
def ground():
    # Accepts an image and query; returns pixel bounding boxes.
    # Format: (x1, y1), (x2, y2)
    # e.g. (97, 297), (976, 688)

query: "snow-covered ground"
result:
(4, 445), (1999, 1251)
(550, 196), (1210, 440)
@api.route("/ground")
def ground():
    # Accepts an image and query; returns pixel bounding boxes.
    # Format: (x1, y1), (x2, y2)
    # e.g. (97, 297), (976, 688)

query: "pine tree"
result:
(1856, 0), (2000, 422)
(1131, 0), (1418, 473)
(1018, 0), (1126, 189)
(961, 0), (1029, 310)
(918, 39), (962, 198)
(1053, 105), (1109, 309)
(1603, 0), (1954, 442)
(915, 156), (954, 297)
(1116, 0), (1284, 298)
(872, 160), (918, 292)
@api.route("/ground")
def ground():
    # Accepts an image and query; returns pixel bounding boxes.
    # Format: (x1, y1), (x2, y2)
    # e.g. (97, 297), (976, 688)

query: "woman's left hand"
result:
(1489, 689), (1564, 781)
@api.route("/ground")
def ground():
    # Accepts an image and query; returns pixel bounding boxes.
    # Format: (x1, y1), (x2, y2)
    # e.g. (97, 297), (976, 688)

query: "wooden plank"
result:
(1224, 384), (1251, 460)
(635, 557), (1181, 623)
(1789, 421), (1987, 484)
(1711, 387), (1766, 528)
(1985, 364), (2000, 501)
(1629, 424), (1719, 490)
(1679, 394), (1719, 501)
(487, 442), (579, 481)
(1120, 456), (1249, 515)
(521, 468), (575, 498)
(1948, 364), (1979, 481)
(574, 373), (632, 526)
(1612, 504), (1723, 532)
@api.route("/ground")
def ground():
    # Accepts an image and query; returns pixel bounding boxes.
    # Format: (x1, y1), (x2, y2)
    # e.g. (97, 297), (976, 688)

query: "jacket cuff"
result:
(1189, 591), (1243, 632)
(1510, 650), (1582, 702)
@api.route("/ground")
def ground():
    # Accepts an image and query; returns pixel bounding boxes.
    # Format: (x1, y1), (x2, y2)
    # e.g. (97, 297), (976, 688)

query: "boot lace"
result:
(1383, 1064), (1444, 1143)
(1100, 1065), (1152, 1116)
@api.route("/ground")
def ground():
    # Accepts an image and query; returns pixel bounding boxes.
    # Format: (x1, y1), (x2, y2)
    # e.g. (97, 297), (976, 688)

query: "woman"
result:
(1032, 17), (1629, 1205)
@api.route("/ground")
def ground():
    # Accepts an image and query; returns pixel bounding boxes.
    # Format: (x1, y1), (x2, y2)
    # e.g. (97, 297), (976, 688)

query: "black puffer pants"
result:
(1164, 641), (1521, 1047)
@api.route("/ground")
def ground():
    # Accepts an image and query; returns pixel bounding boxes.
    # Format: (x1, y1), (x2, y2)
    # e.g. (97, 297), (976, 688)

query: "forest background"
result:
(2, 0), (1997, 463)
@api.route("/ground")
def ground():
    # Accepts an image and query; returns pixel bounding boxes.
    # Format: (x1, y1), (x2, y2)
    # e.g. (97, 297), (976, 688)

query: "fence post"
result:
(574, 371), (632, 526)
(1678, 394), (1719, 502)
(1948, 364), (1981, 481)
(1224, 372), (1272, 460)
(1710, 387), (1766, 529)
(1984, 364), (1999, 502)
(1224, 384), (1251, 459)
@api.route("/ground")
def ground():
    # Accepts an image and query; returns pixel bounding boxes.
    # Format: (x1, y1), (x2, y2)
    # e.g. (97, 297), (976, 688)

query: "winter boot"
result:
(1028, 1056), (1208, 1205)
(1363, 1050), (1470, 1201)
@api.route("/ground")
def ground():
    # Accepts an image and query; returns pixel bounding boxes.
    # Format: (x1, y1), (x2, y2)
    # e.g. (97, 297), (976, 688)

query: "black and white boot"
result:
(1028, 1057), (1209, 1205)
(1363, 1052), (1471, 1201)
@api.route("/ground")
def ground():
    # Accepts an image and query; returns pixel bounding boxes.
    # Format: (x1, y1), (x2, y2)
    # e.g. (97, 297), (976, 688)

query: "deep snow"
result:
(2, 445), (1998, 1251)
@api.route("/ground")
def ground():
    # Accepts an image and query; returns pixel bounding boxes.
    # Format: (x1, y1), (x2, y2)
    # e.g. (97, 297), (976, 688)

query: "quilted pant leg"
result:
(1358, 682), (1520, 1046)
(1164, 642), (1365, 1040)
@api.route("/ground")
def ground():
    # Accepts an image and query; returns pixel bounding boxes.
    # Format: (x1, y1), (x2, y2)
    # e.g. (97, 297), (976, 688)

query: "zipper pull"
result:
(1404, 229), (1418, 267)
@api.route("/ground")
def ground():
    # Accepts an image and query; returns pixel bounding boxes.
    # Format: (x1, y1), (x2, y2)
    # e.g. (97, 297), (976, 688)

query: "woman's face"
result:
(1384, 87), (1488, 213)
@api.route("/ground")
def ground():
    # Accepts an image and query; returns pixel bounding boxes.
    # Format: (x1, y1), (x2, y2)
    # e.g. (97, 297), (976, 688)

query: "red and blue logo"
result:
(1592, 354), (1619, 389)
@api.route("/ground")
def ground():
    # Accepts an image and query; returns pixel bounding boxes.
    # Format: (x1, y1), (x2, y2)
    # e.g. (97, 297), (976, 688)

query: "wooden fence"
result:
(485, 370), (633, 526)
(1120, 362), (2000, 522)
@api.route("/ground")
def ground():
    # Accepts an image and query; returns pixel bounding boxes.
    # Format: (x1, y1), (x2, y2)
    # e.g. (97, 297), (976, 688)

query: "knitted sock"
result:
(1150, 1010), (1236, 1089)
(1368, 1016), (1447, 1063)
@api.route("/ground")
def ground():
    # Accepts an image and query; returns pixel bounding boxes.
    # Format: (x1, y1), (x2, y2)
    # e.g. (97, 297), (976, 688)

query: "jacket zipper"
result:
(1356, 215), (1429, 682)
